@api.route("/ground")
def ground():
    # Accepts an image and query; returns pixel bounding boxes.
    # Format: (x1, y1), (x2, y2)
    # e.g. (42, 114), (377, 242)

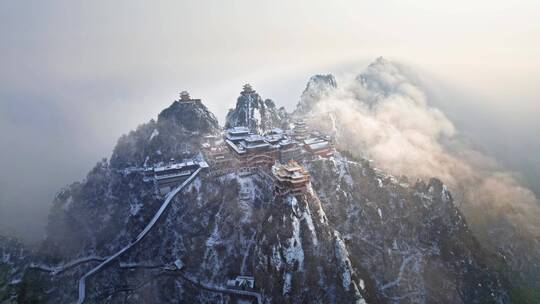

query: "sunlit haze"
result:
(1, 0), (539, 241)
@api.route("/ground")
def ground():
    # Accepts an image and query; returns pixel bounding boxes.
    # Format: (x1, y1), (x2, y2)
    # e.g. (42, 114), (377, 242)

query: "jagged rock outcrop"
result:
(294, 74), (337, 116)
(225, 84), (288, 133)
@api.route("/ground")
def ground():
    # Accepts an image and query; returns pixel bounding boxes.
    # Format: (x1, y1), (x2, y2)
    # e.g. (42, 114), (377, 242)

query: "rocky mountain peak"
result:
(225, 84), (288, 133)
(157, 91), (220, 134)
(110, 93), (219, 169)
(294, 74), (337, 116)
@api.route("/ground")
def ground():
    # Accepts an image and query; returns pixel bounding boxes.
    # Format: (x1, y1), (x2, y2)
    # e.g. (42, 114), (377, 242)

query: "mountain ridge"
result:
(1, 58), (529, 303)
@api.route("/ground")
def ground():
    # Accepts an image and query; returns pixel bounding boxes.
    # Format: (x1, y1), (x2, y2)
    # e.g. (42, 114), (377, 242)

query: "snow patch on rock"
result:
(283, 214), (304, 271)
(129, 199), (143, 216)
(334, 231), (354, 291)
(149, 129), (159, 141)
(271, 244), (283, 270)
(302, 206), (319, 247)
(283, 272), (292, 295)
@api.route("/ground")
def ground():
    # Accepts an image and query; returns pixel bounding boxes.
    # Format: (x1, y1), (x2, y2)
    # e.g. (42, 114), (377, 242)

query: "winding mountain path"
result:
(76, 167), (202, 304)
(175, 273), (262, 304)
(30, 256), (106, 275)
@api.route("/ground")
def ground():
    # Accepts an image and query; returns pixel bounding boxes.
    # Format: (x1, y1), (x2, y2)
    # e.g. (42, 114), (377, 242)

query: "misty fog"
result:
(307, 59), (540, 252)
(1, 1), (539, 243)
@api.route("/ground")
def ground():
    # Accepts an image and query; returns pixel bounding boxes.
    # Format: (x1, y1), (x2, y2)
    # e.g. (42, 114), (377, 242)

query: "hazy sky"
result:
(1, 0), (539, 242)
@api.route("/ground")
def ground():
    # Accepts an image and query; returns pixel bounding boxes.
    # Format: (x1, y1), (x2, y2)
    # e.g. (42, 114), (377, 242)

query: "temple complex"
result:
(278, 138), (302, 162)
(225, 130), (279, 167)
(145, 160), (208, 194)
(222, 118), (334, 169)
(203, 144), (235, 169)
(303, 137), (334, 158)
(148, 90), (334, 197)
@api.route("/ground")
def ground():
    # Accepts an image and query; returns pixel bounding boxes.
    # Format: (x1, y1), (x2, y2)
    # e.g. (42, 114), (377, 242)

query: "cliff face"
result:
(225, 85), (288, 133)
(22, 152), (508, 304)
(307, 156), (507, 303)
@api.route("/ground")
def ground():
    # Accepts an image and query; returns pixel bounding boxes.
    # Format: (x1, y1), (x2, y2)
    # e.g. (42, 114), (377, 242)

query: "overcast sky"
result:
(1, 0), (539, 242)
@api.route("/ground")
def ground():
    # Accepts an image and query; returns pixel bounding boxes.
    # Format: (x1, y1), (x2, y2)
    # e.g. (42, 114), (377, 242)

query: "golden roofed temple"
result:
(272, 160), (310, 196)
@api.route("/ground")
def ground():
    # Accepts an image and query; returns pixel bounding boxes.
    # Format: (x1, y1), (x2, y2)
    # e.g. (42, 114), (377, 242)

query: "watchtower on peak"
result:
(179, 91), (191, 101)
(242, 83), (255, 93)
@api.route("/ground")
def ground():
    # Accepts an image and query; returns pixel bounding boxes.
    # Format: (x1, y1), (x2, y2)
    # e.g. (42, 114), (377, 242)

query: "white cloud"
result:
(309, 58), (540, 242)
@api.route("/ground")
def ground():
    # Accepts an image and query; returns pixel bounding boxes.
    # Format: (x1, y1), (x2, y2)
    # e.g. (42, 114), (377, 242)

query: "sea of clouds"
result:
(307, 58), (540, 247)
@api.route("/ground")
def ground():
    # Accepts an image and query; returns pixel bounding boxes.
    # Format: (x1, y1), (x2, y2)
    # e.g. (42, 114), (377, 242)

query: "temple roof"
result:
(179, 91), (191, 101)
(272, 160), (310, 182)
(227, 126), (250, 134)
(242, 83), (255, 93)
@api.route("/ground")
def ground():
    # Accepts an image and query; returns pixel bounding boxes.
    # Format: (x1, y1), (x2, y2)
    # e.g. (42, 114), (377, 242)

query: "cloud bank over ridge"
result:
(307, 58), (540, 244)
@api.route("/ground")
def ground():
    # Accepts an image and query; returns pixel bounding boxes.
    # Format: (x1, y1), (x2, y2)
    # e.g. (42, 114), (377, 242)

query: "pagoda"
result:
(179, 91), (191, 102)
(242, 83), (255, 94)
(272, 160), (310, 196)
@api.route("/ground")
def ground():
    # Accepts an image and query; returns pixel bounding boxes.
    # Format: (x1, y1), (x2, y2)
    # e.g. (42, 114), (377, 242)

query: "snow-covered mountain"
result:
(110, 93), (220, 169)
(295, 58), (540, 303)
(225, 84), (288, 133)
(2, 60), (535, 303)
(11, 147), (509, 303)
